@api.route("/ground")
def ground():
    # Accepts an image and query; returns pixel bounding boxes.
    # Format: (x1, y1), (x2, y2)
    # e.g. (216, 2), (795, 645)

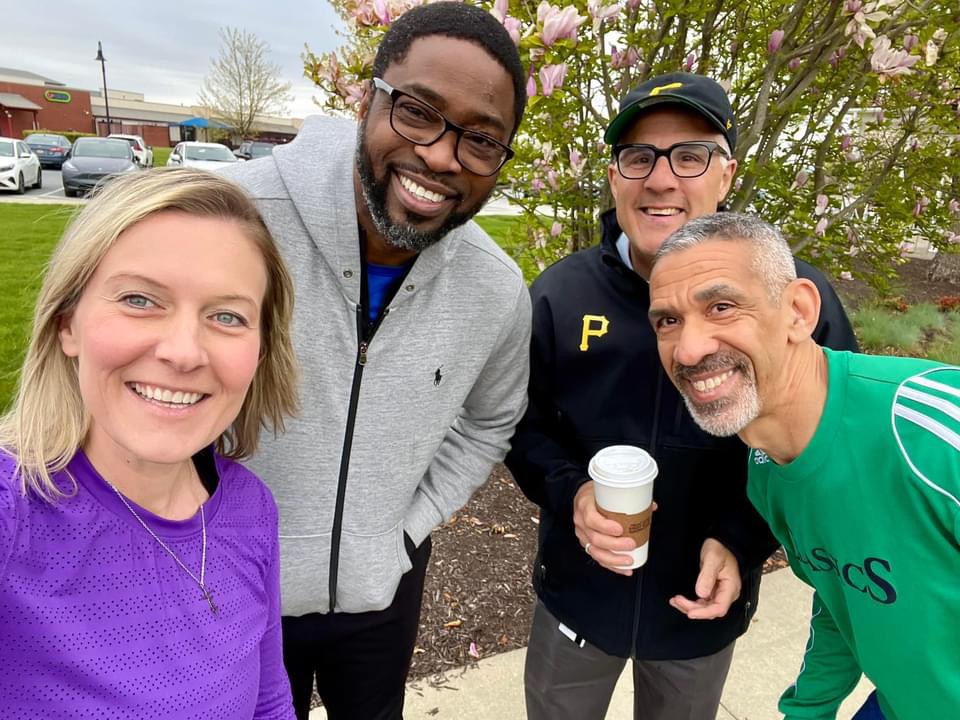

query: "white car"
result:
(167, 142), (238, 171)
(108, 133), (154, 167)
(0, 136), (42, 193)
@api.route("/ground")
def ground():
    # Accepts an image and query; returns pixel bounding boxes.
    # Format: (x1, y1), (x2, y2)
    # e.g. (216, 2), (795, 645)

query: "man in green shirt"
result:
(647, 212), (960, 720)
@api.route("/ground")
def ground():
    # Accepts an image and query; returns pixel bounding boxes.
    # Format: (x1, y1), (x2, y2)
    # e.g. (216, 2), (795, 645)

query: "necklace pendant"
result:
(202, 588), (219, 615)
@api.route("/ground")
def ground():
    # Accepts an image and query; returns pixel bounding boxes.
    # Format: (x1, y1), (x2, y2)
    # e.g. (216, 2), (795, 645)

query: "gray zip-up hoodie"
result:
(221, 117), (531, 615)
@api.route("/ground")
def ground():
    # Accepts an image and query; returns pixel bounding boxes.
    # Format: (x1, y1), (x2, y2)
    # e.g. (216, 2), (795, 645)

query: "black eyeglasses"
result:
(372, 77), (514, 177)
(613, 141), (731, 180)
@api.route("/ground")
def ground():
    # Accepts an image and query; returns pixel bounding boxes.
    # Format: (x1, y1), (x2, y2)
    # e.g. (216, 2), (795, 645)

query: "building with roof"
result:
(0, 67), (94, 138)
(0, 67), (303, 146)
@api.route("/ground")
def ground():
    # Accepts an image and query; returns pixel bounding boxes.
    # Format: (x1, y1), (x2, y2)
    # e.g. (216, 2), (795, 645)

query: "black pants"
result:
(281, 536), (432, 720)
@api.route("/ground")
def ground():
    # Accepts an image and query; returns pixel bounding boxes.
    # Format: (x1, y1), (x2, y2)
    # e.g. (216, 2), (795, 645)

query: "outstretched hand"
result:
(669, 538), (741, 620)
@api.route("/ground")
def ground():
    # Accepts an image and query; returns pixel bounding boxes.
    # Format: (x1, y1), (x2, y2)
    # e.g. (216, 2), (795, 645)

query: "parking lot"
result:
(0, 168), (84, 203)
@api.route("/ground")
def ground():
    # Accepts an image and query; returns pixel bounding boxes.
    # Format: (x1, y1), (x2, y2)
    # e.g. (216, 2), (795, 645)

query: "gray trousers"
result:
(525, 601), (735, 720)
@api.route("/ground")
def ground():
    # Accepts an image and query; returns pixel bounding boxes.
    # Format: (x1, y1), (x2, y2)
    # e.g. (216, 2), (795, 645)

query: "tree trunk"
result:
(928, 252), (960, 284)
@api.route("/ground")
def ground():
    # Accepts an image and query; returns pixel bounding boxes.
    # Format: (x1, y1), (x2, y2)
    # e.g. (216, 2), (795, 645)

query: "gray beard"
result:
(674, 352), (761, 437)
(355, 120), (491, 253)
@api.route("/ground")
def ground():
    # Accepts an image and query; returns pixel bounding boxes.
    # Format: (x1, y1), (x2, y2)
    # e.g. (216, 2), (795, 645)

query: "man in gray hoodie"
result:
(221, 4), (530, 719)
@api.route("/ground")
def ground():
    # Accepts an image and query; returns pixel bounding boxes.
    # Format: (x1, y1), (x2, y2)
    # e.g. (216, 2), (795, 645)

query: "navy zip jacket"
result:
(506, 208), (859, 659)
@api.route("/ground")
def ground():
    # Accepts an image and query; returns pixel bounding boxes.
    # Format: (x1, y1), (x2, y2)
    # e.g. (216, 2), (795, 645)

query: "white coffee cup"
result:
(587, 445), (658, 568)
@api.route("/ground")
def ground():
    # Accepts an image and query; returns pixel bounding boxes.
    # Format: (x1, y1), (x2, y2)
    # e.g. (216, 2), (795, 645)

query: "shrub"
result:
(851, 303), (945, 355)
(21, 129), (97, 144)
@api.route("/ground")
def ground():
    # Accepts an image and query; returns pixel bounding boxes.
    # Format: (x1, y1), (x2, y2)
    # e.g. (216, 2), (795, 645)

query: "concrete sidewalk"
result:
(310, 568), (874, 719)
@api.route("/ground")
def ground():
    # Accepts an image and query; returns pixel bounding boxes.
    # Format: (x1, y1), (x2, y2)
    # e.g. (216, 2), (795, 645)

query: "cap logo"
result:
(726, 119), (732, 129)
(649, 82), (683, 97)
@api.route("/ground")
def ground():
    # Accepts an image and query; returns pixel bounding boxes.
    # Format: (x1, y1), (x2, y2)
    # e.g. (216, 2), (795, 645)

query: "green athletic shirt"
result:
(747, 348), (960, 720)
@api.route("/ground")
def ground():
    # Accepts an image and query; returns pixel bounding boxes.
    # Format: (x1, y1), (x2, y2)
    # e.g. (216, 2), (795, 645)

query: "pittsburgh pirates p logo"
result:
(579, 315), (609, 351)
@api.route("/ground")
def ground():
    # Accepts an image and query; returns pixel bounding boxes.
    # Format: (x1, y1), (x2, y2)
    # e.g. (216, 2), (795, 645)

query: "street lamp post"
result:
(95, 41), (111, 136)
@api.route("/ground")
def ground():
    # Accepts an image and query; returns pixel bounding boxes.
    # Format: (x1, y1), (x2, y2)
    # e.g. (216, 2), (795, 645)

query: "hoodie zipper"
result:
(327, 303), (385, 611)
(630, 367), (664, 652)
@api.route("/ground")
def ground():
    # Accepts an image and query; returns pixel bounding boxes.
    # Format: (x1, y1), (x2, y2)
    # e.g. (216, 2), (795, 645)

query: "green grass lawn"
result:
(0, 204), (76, 410)
(152, 146), (172, 167)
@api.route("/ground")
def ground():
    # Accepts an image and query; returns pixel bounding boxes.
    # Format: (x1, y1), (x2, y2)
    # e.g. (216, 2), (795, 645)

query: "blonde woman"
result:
(0, 168), (298, 718)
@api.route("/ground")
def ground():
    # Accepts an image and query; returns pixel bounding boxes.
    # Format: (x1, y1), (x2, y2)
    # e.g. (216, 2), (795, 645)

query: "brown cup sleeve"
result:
(598, 504), (653, 546)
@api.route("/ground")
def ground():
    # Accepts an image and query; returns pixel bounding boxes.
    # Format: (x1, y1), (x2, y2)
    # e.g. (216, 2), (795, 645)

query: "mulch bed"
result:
(408, 465), (789, 685)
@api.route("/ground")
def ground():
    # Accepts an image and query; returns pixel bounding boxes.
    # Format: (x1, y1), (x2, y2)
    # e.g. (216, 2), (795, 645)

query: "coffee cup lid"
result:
(588, 445), (658, 487)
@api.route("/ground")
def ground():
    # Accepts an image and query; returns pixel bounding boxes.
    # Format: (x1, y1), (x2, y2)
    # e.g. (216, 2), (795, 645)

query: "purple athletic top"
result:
(0, 449), (294, 719)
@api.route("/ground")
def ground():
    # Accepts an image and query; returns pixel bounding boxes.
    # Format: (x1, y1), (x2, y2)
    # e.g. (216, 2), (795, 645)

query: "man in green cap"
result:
(506, 72), (858, 719)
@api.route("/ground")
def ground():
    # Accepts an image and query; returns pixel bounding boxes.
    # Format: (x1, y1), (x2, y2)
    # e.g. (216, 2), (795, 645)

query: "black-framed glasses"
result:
(613, 141), (730, 180)
(372, 77), (514, 177)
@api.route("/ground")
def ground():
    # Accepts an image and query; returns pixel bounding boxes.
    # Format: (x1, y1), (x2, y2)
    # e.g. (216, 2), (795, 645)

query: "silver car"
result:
(61, 138), (137, 197)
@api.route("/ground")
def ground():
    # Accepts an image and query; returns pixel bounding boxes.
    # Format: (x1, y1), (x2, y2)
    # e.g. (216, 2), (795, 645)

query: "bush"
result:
(21, 129), (97, 144)
(852, 303), (947, 355)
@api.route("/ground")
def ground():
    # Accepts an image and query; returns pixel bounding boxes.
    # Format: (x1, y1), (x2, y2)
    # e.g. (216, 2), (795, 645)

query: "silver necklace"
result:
(107, 482), (218, 615)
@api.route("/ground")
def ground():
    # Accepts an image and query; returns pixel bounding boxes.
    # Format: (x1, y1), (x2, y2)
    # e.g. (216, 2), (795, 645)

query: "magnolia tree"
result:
(305, 0), (959, 285)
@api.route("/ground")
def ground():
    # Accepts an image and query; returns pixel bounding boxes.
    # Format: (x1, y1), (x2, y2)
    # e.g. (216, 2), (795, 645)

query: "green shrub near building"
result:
(21, 128), (97, 143)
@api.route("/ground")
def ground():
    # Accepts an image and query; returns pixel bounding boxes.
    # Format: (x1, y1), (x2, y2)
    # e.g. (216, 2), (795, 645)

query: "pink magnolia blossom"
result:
(373, 0), (391, 25)
(541, 142), (556, 164)
(546, 169), (560, 191)
(468, 642), (481, 659)
(841, 134), (852, 151)
(504, 17), (522, 45)
(815, 194), (829, 216)
(588, 0), (620, 28)
(792, 170), (809, 189)
(569, 149), (586, 176)
(531, 177), (545, 192)
(913, 196), (929, 218)
(815, 218), (828, 237)
(526, 72), (538, 99)
(539, 63), (568, 97)
(870, 36), (919, 80)
(844, 1), (889, 49)
(846, 244), (860, 257)
(903, 34), (919, 51)
(925, 39), (940, 66)
(767, 29), (785, 55)
(351, 0), (380, 26)
(627, 0), (643, 8)
(949, 198), (960, 215)
(788, 57), (802, 71)
(909, 137), (919, 151)
(684, 53), (696, 72)
(551, 221), (562, 237)
(611, 45), (640, 69)
(947, 231), (960, 245)
(338, 81), (366, 106)
(491, 0), (508, 22)
(898, 240), (915, 256)
(538, 2), (587, 46)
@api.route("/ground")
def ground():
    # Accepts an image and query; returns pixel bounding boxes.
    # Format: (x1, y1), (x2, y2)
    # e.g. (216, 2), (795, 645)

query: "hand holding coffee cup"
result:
(587, 446), (658, 569)
(573, 482), (641, 576)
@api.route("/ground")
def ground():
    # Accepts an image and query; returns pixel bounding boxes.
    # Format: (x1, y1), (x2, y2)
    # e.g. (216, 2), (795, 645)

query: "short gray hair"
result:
(655, 213), (796, 302)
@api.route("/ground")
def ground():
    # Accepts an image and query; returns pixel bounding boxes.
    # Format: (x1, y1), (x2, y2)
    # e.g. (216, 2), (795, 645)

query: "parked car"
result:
(61, 138), (137, 197)
(0, 136), (42, 194)
(167, 141), (238, 170)
(233, 141), (275, 161)
(24, 133), (72, 169)
(108, 133), (154, 167)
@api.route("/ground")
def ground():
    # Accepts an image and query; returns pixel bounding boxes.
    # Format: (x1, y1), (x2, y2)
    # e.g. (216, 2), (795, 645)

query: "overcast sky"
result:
(4, 1), (346, 119)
